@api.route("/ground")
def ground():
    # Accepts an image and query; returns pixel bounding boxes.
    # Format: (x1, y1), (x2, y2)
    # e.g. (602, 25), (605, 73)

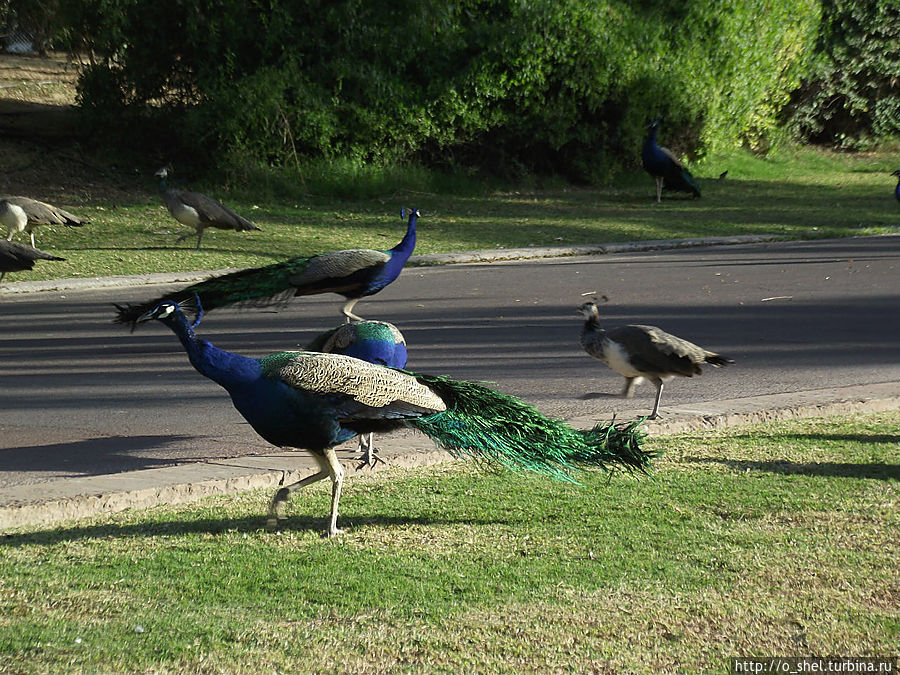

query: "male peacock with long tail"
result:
(641, 119), (701, 203)
(305, 320), (409, 467)
(136, 298), (651, 536)
(115, 208), (419, 326)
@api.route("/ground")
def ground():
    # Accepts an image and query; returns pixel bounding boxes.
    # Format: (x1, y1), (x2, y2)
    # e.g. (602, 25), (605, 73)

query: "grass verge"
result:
(1, 411), (897, 673)
(0, 140), (898, 283)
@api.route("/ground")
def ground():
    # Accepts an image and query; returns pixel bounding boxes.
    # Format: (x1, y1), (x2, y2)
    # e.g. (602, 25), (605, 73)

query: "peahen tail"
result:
(407, 373), (653, 483)
(114, 257), (307, 327)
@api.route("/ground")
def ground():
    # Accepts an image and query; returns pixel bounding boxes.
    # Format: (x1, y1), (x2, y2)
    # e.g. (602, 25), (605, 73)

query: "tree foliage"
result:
(781, 0), (900, 149)
(47, 1), (836, 176)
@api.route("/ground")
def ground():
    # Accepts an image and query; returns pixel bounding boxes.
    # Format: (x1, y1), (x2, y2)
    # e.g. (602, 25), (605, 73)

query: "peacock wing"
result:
(261, 352), (446, 418)
(658, 146), (685, 169)
(289, 249), (390, 287)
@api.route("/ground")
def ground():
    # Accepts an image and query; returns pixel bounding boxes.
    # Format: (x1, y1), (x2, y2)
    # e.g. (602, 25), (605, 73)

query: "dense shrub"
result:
(781, 0), (900, 149)
(66, 0), (824, 179)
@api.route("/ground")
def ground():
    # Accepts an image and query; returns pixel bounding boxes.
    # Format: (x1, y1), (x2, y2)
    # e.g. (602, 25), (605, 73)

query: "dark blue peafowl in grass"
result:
(305, 320), (409, 468)
(136, 298), (651, 536)
(892, 170), (900, 204)
(641, 119), (701, 203)
(115, 208), (419, 326)
(155, 167), (260, 249)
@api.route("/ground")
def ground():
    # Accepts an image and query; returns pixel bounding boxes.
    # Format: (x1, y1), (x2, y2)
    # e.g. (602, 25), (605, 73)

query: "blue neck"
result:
(161, 309), (262, 389)
(391, 211), (418, 261)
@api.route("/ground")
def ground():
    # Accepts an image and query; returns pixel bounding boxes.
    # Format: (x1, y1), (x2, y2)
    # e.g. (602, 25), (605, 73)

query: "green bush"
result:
(69, 0), (823, 180)
(780, 0), (900, 149)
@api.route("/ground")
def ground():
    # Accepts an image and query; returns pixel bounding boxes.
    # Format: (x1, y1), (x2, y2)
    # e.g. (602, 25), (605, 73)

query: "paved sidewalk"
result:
(2, 380), (897, 532)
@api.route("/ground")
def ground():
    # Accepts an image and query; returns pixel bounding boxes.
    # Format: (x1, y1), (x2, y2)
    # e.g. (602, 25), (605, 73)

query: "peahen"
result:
(136, 298), (650, 536)
(115, 208), (420, 326)
(579, 301), (733, 419)
(892, 170), (900, 204)
(0, 240), (65, 282)
(1, 196), (88, 248)
(305, 320), (409, 467)
(155, 167), (260, 249)
(641, 119), (701, 203)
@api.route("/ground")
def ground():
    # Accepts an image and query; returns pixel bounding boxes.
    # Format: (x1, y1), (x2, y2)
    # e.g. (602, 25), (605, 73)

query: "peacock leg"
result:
(341, 298), (364, 323)
(648, 378), (664, 420)
(322, 447), (345, 536)
(265, 459), (330, 530)
(355, 432), (383, 469)
(195, 227), (204, 250)
(655, 177), (663, 203)
(621, 377), (638, 398)
(29, 231), (36, 248)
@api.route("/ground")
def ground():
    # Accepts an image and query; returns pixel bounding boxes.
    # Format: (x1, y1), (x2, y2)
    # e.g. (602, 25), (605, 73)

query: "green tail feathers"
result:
(408, 373), (653, 482)
(115, 258), (307, 325)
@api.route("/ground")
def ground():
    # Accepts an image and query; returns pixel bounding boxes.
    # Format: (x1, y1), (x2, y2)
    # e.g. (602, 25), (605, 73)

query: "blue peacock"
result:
(641, 119), (701, 203)
(305, 320), (409, 467)
(115, 208), (419, 326)
(892, 170), (900, 204)
(136, 298), (651, 536)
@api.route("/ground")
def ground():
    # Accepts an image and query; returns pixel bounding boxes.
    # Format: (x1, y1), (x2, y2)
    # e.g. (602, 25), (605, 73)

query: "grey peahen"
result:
(155, 167), (260, 249)
(641, 119), (701, 203)
(136, 298), (651, 536)
(114, 208), (420, 326)
(1, 196), (88, 248)
(579, 301), (732, 419)
(892, 170), (900, 204)
(305, 320), (409, 467)
(0, 240), (65, 282)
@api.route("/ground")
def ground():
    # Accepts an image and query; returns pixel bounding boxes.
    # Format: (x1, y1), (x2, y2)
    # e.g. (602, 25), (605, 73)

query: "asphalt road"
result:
(1, 236), (898, 488)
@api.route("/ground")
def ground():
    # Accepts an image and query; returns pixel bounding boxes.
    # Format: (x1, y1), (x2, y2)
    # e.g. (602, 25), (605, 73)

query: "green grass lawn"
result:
(3, 146), (899, 282)
(1, 411), (897, 673)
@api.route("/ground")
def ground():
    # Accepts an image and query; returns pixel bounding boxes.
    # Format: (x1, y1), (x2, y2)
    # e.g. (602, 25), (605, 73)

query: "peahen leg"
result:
(30, 231), (36, 248)
(621, 377), (639, 398)
(265, 456), (330, 530)
(322, 446), (345, 536)
(648, 378), (664, 420)
(341, 298), (363, 323)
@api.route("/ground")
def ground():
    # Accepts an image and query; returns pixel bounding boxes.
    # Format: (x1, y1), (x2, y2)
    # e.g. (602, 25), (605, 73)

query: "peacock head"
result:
(137, 295), (204, 328)
(154, 166), (171, 179)
(137, 300), (181, 325)
(892, 169), (900, 177)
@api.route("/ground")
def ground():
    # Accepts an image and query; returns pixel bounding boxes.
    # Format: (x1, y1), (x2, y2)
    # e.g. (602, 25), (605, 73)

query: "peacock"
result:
(579, 301), (733, 419)
(136, 298), (650, 536)
(892, 170), (900, 204)
(641, 119), (701, 203)
(1, 196), (88, 248)
(155, 167), (260, 249)
(0, 240), (65, 282)
(114, 208), (420, 326)
(305, 320), (409, 467)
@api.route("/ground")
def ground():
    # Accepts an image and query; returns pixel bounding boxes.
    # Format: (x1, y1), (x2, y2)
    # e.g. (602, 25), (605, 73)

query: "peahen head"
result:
(578, 296), (609, 323)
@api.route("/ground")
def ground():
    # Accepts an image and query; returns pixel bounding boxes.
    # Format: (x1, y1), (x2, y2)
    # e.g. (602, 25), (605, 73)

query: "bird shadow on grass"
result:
(1, 512), (511, 546)
(686, 457), (899, 481)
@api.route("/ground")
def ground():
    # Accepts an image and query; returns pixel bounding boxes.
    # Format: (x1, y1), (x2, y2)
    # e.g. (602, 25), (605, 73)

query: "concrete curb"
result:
(0, 234), (789, 294)
(2, 381), (897, 532)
